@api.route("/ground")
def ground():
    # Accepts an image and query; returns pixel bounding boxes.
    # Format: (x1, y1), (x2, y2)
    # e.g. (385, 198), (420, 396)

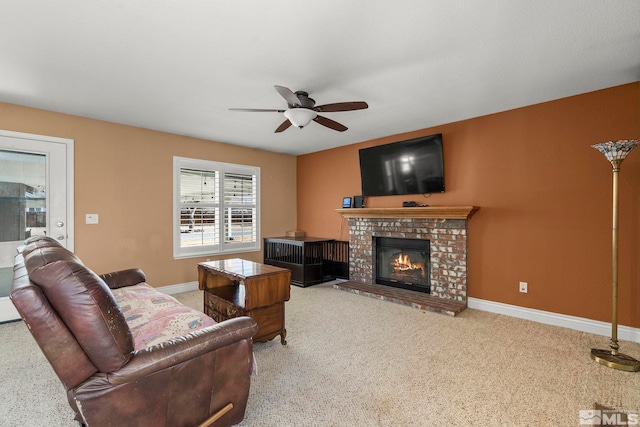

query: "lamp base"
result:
(591, 348), (640, 372)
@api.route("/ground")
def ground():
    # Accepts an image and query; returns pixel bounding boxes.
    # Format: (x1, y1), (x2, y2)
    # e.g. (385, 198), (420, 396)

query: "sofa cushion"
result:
(23, 245), (82, 272)
(23, 234), (60, 246)
(112, 283), (216, 350)
(21, 235), (72, 259)
(28, 259), (135, 373)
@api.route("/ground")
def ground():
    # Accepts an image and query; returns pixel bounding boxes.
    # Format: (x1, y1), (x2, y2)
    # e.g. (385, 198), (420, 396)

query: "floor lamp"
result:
(590, 139), (640, 372)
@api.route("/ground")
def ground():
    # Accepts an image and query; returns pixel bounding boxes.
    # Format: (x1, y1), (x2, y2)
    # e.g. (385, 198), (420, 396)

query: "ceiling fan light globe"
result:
(284, 108), (317, 128)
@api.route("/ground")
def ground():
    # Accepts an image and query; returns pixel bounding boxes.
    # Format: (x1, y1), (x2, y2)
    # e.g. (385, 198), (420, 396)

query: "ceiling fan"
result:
(229, 85), (368, 133)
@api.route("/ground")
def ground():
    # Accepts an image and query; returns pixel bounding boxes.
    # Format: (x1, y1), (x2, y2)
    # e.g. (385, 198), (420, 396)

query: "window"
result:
(174, 157), (259, 258)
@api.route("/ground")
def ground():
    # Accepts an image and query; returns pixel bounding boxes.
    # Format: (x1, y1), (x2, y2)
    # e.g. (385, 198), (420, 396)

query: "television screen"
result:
(359, 133), (444, 197)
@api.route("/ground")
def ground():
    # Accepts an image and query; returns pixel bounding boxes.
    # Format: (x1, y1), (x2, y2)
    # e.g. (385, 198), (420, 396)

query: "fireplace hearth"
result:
(375, 237), (430, 293)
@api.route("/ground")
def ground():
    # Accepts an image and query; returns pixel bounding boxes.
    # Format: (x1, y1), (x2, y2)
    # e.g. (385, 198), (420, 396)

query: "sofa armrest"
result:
(100, 268), (146, 289)
(107, 316), (258, 384)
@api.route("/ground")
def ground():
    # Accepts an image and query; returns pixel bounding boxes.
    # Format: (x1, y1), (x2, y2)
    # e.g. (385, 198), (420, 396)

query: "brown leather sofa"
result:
(10, 235), (258, 427)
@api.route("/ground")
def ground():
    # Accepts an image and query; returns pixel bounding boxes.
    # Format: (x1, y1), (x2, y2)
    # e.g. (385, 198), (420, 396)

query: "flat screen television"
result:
(359, 133), (444, 197)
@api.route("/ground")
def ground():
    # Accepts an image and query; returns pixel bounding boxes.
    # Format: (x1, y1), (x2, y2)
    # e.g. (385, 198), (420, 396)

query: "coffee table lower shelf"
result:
(203, 290), (287, 344)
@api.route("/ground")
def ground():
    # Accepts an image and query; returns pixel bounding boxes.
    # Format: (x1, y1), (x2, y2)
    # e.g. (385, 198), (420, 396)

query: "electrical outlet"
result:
(519, 281), (528, 293)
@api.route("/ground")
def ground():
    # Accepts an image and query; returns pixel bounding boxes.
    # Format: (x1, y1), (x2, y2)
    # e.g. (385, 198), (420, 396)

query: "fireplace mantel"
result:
(336, 206), (479, 220)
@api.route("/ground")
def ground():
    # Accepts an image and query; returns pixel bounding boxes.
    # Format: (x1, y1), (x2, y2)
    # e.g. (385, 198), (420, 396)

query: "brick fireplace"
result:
(336, 207), (478, 305)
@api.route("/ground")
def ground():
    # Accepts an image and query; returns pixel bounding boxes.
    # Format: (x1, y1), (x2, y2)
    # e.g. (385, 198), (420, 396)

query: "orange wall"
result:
(0, 102), (297, 287)
(297, 83), (640, 327)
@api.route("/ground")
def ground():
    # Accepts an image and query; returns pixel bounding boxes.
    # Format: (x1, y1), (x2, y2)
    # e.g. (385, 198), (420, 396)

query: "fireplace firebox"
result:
(374, 237), (430, 294)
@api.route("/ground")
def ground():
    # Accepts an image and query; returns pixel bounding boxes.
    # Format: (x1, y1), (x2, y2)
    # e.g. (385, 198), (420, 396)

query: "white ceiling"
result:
(1, 1), (639, 156)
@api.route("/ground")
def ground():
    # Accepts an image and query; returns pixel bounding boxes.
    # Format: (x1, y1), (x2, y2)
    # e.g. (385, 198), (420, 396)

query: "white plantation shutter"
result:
(223, 171), (257, 246)
(174, 157), (260, 258)
(179, 169), (220, 248)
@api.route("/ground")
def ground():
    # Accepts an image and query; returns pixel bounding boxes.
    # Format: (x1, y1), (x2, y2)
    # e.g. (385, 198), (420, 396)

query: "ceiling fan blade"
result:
(229, 108), (285, 112)
(313, 115), (348, 132)
(274, 85), (301, 107)
(314, 101), (368, 113)
(275, 119), (292, 133)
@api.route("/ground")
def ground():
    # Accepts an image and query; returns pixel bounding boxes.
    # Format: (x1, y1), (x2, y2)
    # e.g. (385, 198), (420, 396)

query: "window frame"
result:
(173, 156), (260, 259)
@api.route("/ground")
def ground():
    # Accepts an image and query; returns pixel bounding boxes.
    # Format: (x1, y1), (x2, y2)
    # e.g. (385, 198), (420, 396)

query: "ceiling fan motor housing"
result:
(292, 91), (316, 109)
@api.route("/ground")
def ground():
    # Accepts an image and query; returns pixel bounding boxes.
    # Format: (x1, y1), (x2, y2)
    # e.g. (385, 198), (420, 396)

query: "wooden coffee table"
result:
(198, 258), (291, 345)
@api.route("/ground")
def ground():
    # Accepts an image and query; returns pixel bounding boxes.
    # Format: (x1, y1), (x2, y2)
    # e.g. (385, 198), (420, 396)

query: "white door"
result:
(0, 130), (74, 322)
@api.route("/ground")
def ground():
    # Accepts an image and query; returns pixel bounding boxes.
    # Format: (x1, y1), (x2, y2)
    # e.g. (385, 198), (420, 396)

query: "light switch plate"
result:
(86, 214), (99, 224)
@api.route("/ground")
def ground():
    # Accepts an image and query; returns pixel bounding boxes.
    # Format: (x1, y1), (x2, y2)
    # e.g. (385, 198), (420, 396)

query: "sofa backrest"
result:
(11, 258), (98, 389)
(12, 236), (134, 381)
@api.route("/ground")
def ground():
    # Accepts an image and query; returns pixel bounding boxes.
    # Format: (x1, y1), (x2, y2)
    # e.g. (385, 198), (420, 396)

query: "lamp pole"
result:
(609, 158), (621, 355)
(590, 140), (640, 372)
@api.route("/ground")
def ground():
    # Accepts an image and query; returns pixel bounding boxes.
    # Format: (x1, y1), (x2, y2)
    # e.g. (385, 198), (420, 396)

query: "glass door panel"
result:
(0, 130), (72, 322)
(0, 149), (47, 243)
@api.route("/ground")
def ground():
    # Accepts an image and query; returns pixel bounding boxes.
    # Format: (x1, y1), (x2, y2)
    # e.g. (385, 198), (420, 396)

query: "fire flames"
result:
(392, 253), (425, 276)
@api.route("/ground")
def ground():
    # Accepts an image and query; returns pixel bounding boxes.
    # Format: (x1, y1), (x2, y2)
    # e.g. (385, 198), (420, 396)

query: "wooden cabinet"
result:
(198, 258), (291, 345)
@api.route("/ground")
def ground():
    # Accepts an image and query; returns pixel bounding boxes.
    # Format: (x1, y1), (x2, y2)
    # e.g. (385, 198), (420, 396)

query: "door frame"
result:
(0, 129), (74, 322)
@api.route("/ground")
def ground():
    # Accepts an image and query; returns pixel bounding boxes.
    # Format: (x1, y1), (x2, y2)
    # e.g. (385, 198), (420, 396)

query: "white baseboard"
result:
(468, 297), (640, 345)
(157, 281), (199, 295)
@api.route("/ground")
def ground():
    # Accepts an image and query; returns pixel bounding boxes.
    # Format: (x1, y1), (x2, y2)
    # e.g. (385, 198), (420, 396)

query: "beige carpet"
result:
(1, 282), (639, 426)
